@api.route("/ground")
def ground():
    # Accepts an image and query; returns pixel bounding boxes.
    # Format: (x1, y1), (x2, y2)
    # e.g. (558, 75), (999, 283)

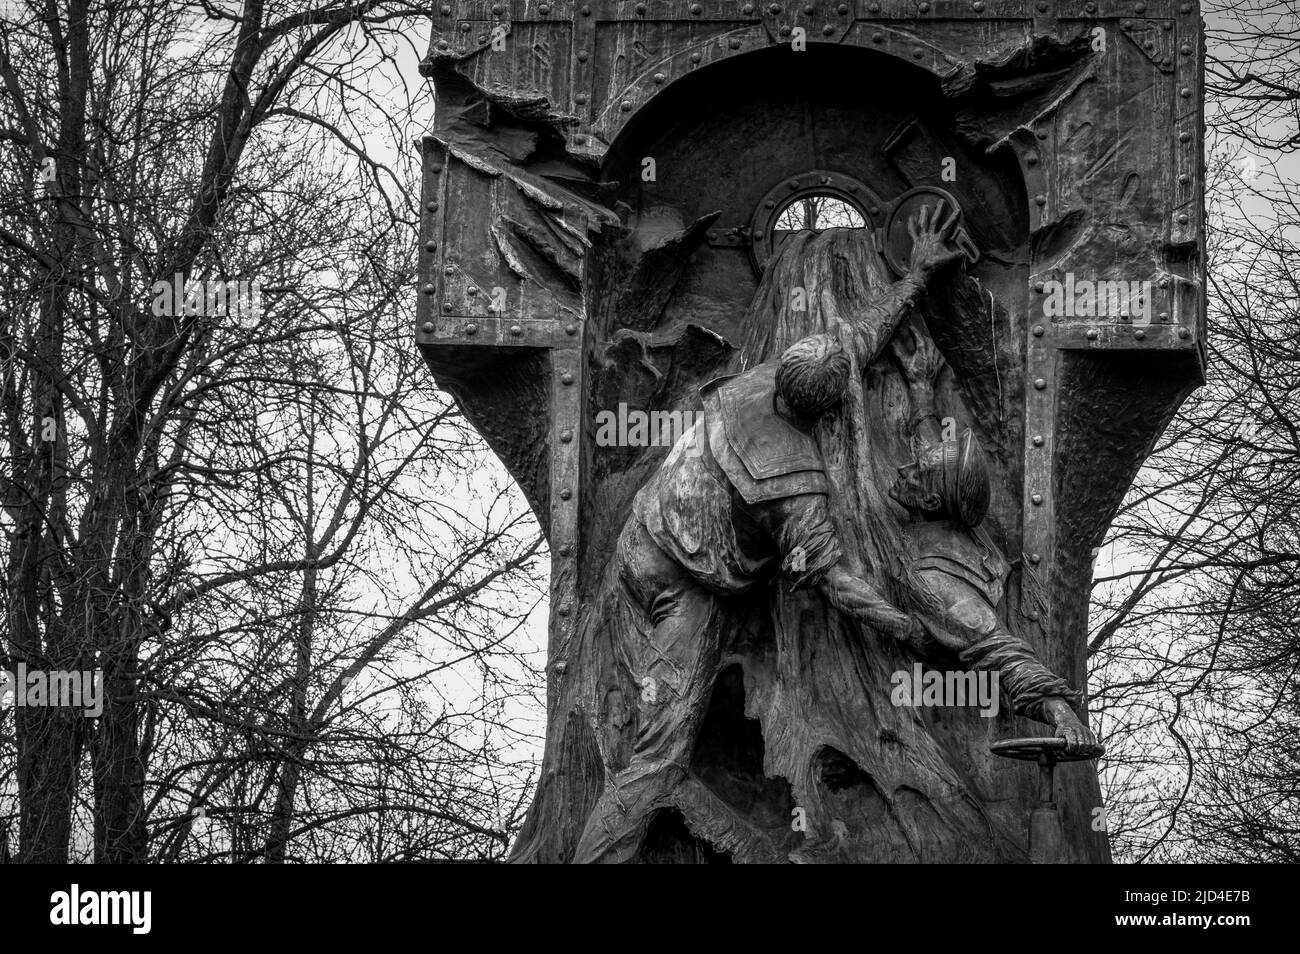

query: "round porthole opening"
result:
(748, 171), (882, 272)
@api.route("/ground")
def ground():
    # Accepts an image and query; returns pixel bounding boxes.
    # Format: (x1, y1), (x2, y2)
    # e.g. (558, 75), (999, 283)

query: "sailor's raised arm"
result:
(830, 202), (965, 367)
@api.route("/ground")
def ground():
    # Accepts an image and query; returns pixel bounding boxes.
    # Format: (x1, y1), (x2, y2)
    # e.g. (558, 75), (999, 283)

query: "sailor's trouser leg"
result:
(573, 519), (724, 863)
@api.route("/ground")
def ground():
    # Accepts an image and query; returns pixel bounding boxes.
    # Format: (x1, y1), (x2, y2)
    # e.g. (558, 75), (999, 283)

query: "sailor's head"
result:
(775, 333), (851, 419)
(889, 427), (991, 527)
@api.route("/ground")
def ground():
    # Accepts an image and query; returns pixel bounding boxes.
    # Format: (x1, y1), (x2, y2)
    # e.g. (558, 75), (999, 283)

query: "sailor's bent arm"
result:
(917, 570), (1081, 721)
(814, 563), (914, 638)
(831, 275), (927, 368)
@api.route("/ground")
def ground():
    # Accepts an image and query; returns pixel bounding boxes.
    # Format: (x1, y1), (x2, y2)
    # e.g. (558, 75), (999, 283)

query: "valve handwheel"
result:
(991, 736), (1104, 763)
(990, 736), (1104, 863)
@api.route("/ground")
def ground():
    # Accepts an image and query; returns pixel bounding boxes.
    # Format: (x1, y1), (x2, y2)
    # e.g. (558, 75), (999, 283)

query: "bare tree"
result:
(1, 0), (545, 863)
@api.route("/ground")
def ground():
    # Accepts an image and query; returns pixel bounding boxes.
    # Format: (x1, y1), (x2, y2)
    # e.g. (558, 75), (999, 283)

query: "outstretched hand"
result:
(906, 199), (965, 282)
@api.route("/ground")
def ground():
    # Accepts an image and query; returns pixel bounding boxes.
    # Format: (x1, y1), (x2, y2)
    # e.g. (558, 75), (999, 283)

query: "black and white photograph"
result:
(0, 0), (1292, 932)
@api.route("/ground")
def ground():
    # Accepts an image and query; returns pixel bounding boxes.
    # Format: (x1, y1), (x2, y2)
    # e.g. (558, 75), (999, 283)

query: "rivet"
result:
(872, 31), (884, 43)
(1026, 153), (1039, 166)
(1034, 378), (1047, 390)
(1180, 2), (1191, 11)
(1180, 43), (1192, 55)
(559, 545), (573, 557)
(912, 47), (924, 59)
(437, 39), (449, 50)
(554, 660), (568, 674)
(439, 4), (450, 13)
(1031, 493), (1043, 505)
(466, 286), (477, 296)
(838, 2), (849, 12)
(1179, 131), (1191, 143)
(424, 241), (437, 252)
(539, 2), (550, 12)
(460, 22), (470, 31)
(743, 3), (755, 12)
(780, 25), (792, 36)
(868, 1), (880, 10)
(1144, 40), (1155, 51)
(1086, 329), (1098, 340)
(1160, 312), (1170, 322)
(1036, 130), (1048, 140)
(1178, 173), (1191, 185)
(653, 72), (666, 84)
(560, 488), (572, 500)
(565, 323), (579, 335)
(1029, 553), (1041, 564)
(729, 36), (741, 48)
(1177, 212), (1189, 224)
(444, 266), (455, 276)
(577, 50), (588, 62)
(1159, 277), (1170, 289)
(1034, 281), (1045, 292)
(822, 24), (835, 35)
(1178, 327), (1190, 339)
(560, 429), (574, 443)
(1032, 435), (1044, 447)
(558, 604), (570, 617)
(636, 2), (646, 11)
(426, 200), (439, 212)
(690, 2), (702, 12)
(691, 52), (702, 63)
(509, 324), (523, 336)
(491, 3), (503, 13)
(869, 205), (880, 216)
(1036, 1), (1047, 11)
(421, 321), (435, 333)
(1134, 329), (1146, 340)
(769, 2), (780, 11)
(973, 0), (985, 9)
(575, 92), (588, 104)
(919, 1), (930, 11)
(465, 323), (477, 335)
(1033, 324), (1045, 336)
(581, 4), (591, 15)
(620, 101), (632, 112)
(804, 4), (814, 14)
(765, 200), (776, 209)
(1180, 87), (1192, 98)
(442, 301), (454, 312)
(1135, 2), (1146, 12)
(561, 372), (575, 385)
(477, 34), (488, 45)
(422, 283), (437, 295)
(1035, 194), (1047, 206)
(429, 163), (443, 174)
(1084, 0), (1095, 10)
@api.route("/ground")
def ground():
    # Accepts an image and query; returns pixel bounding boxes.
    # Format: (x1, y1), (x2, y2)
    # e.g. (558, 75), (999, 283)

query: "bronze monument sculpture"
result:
(415, 0), (1206, 863)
